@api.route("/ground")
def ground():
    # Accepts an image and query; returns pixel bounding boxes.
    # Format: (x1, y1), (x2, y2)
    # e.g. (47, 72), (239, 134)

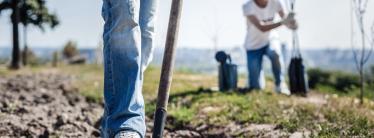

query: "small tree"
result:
(368, 65), (374, 85)
(21, 48), (38, 66)
(62, 41), (79, 59)
(19, 0), (59, 66)
(351, 0), (374, 104)
(95, 40), (104, 65)
(0, 0), (59, 68)
(52, 51), (59, 67)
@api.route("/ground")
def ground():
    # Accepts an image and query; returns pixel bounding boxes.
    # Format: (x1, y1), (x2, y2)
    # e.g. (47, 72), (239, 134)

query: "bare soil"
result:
(0, 73), (102, 137)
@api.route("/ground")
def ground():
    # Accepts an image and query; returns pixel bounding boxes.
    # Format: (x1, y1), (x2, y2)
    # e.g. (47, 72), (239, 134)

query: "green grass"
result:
(315, 84), (374, 101)
(0, 66), (7, 76)
(308, 68), (374, 101)
(1, 64), (374, 136)
(165, 89), (374, 137)
(316, 109), (374, 137)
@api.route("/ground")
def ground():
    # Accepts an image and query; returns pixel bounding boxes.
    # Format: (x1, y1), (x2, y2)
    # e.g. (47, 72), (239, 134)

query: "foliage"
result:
(308, 68), (361, 92)
(20, 0), (59, 30)
(62, 41), (79, 59)
(308, 68), (332, 88)
(0, 0), (59, 29)
(21, 48), (39, 66)
(0, 0), (11, 15)
(0, 0), (59, 69)
(334, 73), (360, 92)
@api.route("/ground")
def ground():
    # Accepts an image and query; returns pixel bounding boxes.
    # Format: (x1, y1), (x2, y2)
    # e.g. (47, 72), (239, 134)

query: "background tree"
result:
(19, 0), (59, 66)
(21, 48), (38, 65)
(62, 41), (79, 59)
(368, 65), (374, 85)
(351, 0), (374, 104)
(0, 0), (21, 69)
(95, 40), (103, 65)
(52, 51), (59, 67)
(0, 0), (59, 68)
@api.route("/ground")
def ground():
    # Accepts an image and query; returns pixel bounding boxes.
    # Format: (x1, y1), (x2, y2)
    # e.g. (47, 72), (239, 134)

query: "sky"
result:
(0, 0), (374, 49)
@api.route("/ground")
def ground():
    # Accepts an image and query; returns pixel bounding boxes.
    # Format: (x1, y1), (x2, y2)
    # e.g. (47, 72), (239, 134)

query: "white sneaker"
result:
(275, 83), (291, 96)
(115, 131), (141, 138)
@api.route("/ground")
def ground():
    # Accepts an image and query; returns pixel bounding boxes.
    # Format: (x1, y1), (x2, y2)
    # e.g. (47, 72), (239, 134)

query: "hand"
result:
(286, 19), (298, 30)
(282, 12), (295, 25)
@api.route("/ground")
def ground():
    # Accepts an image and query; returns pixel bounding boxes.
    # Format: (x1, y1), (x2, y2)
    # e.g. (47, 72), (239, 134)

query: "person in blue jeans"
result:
(101, 0), (158, 137)
(243, 0), (297, 94)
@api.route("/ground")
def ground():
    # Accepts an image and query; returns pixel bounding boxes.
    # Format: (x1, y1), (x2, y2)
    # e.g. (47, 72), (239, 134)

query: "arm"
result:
(280, 9), (298, 30)
(247, 15), (282, 32)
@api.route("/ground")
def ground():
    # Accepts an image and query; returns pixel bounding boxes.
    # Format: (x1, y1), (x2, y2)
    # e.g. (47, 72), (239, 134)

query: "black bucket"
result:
(215, 51), (238, 91)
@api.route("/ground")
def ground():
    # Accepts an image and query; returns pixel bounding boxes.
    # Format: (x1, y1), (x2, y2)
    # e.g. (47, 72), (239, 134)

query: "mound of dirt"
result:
(0, 73), (102, 137)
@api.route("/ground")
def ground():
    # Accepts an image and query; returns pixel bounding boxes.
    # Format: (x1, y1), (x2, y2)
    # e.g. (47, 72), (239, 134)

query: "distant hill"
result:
(154, 47), (374, 74)
(0, 47), (98, 64)
(0, 47), (373, 73)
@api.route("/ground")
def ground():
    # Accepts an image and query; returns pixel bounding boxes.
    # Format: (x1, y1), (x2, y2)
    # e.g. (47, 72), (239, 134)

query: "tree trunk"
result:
(52, 51), (59, 67)
(359, 69), (364, 105)
(359, 19), (365, 105)
(10, 0), (21, 70)
(22, 25), (28, 66)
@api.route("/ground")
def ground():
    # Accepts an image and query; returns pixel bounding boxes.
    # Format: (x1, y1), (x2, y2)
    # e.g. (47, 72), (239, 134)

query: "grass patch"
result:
(168, 107), (195, 128)
(316, 109), (374, 137)
(3, 65), (374, 136)
(163, 89), (374, 136)
(316, 84), (374, 101)
(308, 68), (374, 100)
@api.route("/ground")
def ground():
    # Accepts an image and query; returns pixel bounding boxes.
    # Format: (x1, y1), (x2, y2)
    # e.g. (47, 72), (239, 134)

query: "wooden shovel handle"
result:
(152, 0), (183, 137)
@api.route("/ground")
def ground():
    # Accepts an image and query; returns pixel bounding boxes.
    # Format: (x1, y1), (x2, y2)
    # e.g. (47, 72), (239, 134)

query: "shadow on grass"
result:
(168, 87), (256, 102)
(146, 87), (242, 117)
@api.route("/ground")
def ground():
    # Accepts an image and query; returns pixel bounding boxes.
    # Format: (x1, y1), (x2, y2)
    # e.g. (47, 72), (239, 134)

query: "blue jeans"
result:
(101, 0), (157, 137)
(246, 43), (285, 89)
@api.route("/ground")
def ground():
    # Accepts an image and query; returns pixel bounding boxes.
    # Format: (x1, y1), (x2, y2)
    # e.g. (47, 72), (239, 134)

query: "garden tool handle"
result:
(152, 0), (183, 138)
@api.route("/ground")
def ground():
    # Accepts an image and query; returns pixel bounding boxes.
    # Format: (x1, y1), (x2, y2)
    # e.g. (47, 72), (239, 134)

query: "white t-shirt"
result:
(243, 0), (283, 50)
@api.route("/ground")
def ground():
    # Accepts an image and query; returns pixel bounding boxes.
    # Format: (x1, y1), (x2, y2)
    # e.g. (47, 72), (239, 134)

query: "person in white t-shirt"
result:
(243, 0), (297, 95)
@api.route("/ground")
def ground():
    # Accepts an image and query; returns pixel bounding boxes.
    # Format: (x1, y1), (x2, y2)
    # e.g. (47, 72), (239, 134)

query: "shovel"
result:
(152, 0), (183, 137)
